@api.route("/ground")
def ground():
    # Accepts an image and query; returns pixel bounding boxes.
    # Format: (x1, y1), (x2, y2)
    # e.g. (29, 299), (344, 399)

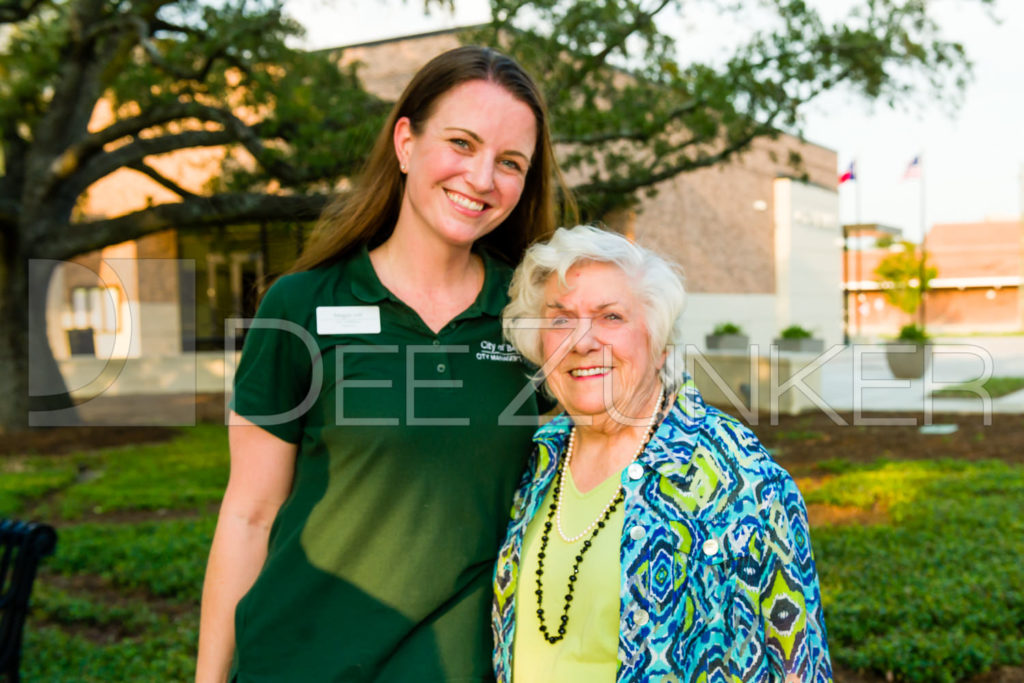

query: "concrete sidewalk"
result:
(818, 340), (1024, 415)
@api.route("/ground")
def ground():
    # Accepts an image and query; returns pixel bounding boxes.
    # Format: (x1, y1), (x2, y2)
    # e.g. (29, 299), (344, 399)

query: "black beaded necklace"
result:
(534, 392), (664, 644)
(533, 464), (624, 644)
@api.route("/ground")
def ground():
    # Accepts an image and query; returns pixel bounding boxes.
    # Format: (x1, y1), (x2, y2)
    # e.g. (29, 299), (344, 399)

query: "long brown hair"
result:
(288, 45), (575, 273)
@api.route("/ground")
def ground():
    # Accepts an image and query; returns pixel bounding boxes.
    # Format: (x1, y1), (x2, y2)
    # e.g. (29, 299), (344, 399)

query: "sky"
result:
(284, 0), (1024, 242)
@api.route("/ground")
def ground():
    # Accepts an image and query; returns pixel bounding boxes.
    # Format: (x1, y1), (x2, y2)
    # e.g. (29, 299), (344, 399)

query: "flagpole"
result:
(918, 153), (927, 329)
(856, 167), (862, 224)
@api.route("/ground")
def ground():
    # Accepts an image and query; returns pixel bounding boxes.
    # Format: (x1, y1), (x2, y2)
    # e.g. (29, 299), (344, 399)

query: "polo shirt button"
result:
(432, 339), (440, 346)
(627, 463), (644, 480)
(629, 525), (645, 541)
(436, 363), (446, 373)
(634, 609), (649, 626)
(702, 538), (720, 557)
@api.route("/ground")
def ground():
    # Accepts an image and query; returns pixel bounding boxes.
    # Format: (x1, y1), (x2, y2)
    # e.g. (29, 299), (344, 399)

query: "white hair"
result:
(503, 225), (688, 396)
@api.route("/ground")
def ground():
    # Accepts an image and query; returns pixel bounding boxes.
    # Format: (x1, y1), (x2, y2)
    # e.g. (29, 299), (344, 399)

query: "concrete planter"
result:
(773, 337), (825, 353)
(705, 334), (750, 352)
(886, 343), (930, 379)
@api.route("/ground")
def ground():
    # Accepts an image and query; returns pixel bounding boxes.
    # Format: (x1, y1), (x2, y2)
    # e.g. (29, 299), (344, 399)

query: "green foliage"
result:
(4, 427), (218, 679)
(32, 583), (166, 634)
(0, 2), (70, 132)
(815, 459), (1024, 680)
(48, 517), (216, 600)
(805, 459), (954, 509)
(22, 621), (198, 682)
(46, 423), (229, 519)
(4, 421), (1024, 680)
(0, 455), (79, 516)
(812, 458), (856, 475)
(772, 429), (825, 442)
(712, 322), (744, 336)
(470, 0), (992, 216)
(779, 324), (813, 339)
(875, 242), (938, 317)
(931, 375), (1024, 399)
(896, 323), (929, 344)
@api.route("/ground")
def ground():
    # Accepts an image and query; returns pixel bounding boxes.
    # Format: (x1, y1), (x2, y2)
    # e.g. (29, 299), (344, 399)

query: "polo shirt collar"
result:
(470, 248), (511, 317)
(348, 243), (509, 317)
(349, 244), (392, 304)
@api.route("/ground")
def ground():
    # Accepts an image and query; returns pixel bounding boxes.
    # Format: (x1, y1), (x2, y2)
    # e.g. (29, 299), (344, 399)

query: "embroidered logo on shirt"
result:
(476, 340), (522, 362)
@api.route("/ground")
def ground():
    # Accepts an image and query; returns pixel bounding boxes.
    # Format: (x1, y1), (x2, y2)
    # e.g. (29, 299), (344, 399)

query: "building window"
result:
(70, 286), (119, 333)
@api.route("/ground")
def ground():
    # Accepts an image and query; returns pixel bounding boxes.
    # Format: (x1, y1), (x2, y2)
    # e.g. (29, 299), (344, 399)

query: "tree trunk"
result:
(0, 241), (30, 433)
(0, 248), (79, 433)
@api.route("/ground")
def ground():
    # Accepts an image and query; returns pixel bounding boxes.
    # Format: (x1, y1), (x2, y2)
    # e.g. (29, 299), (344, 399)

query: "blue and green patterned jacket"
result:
(492, 379), (832, 682)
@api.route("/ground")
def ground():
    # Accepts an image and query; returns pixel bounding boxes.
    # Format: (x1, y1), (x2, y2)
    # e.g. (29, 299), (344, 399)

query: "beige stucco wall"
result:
(632, 136), (837, 295)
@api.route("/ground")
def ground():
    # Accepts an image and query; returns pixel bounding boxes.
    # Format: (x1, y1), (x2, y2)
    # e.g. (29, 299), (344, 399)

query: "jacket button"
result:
(634, 609), (649, 626)
(627, 463), (644, 480)
(629, 525), (646, 540)
(702, 538), (720, 557)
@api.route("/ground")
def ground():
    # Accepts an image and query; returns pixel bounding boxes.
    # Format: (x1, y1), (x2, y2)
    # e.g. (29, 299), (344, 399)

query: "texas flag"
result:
(839, 161), (856, 184)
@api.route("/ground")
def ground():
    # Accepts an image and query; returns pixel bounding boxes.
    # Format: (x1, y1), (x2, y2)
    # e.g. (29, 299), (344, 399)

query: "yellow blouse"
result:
(512, 466), (624, 682)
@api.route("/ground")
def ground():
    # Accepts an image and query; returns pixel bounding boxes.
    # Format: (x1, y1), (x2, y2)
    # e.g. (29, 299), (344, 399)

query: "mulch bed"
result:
(3, 395), (1022, 465)
(745, 410), (1024, 473)
(0, 425), (181, 456)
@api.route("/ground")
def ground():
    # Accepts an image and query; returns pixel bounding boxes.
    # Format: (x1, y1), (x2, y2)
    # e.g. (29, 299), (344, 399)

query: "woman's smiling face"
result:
(393, 79), (537, 249)
(540, 261), (663, 426)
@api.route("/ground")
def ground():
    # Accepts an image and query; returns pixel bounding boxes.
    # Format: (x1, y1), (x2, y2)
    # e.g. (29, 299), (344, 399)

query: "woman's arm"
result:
(196, 414), (297, 683)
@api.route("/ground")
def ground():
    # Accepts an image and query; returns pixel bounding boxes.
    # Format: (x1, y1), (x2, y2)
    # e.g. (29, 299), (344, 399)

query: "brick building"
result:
(844, 220), (1024, 336)
(48, 28), (842, 377)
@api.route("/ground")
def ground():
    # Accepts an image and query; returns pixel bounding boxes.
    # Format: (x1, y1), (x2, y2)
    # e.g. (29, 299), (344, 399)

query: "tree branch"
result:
(572, 130), (763, 197)
(0, 198), (18, 226)
(22, 0), (138, 214)
(63, 101), (302, 189)
(128, 15), (229, 83)
(150, 17), (202, 37)
(0, 0), (45, 24)
(555, 0), (674, 92)
(127, 161), (199, 199)
(63, 129), (237, 201)
(0, 130), (28, 198)
(77, 101), (233, 151)
(33, 192), (330, 260)
(553, 97), (704, 145)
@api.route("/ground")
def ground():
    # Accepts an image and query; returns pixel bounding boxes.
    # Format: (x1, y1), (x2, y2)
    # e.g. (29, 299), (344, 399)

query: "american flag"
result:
(902, 155), (921, 180)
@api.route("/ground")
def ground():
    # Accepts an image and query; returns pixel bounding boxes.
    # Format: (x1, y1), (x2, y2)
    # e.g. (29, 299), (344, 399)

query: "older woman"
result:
(493, 225), (832, 682)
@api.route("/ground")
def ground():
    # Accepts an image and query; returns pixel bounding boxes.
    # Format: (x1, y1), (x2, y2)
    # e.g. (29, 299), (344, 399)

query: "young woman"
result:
(196, 46), (574, 682)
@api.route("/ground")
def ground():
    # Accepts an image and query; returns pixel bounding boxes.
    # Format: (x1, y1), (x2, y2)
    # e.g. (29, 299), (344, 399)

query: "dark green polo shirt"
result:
(229, 246), (539, 682)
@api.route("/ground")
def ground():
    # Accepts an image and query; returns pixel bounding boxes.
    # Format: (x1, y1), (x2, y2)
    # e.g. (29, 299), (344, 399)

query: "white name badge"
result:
(316, 306), (381, 335)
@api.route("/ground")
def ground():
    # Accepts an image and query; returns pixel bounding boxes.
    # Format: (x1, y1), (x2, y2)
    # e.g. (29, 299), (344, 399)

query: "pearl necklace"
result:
(555, 390), (665, 543)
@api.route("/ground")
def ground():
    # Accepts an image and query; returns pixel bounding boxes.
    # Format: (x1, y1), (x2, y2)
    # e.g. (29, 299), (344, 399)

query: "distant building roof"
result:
(845, 220), (1024, 290)
(842, 222), (903, 237)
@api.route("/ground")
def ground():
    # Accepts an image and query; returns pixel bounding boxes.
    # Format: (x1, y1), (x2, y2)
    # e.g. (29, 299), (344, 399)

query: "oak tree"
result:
(0, 0), (992, 430)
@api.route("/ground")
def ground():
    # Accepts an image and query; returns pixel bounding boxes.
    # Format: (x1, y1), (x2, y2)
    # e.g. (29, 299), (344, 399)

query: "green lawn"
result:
(3, 425), (1022, 681)
(930, 375), (1024, 399)
(3, 425), (227, 682)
